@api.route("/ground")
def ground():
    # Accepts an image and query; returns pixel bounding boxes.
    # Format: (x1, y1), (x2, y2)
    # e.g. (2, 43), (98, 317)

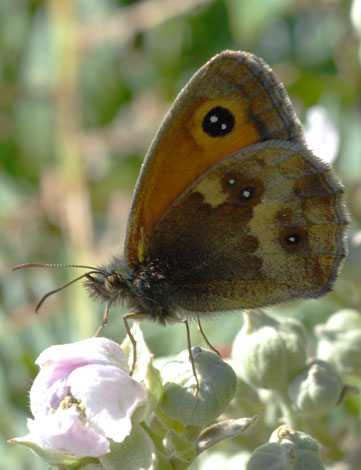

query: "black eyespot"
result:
(239, 186), (256, 201)
(285, 233), (302, 245)
(202, 106), (235, 137)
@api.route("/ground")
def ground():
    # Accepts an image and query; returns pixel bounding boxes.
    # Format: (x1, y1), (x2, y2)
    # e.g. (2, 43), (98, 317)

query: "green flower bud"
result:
(247, 425), (325, 470)
(232, 310), (307, 391)
(315, 309), (361, 374)
(288, 360), (343, 415)
(158, 347), (237, 427)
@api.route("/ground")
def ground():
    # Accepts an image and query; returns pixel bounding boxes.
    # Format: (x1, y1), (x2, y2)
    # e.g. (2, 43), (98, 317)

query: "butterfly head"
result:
(84, 258), (129, 306)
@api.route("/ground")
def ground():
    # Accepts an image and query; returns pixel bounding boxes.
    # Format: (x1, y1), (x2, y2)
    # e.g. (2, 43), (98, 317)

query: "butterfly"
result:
(13, 50), (349, 395)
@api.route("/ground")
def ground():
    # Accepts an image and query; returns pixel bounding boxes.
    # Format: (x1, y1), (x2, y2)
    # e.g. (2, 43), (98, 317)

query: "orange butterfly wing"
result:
(125, 50), (303, 266)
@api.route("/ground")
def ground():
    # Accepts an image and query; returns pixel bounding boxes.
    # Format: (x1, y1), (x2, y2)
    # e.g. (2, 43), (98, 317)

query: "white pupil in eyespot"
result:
(242, 189), (251, 198)
(228, 179), (236, 185)
(288, 236), (296, 242)
(209, 113), (227, 129)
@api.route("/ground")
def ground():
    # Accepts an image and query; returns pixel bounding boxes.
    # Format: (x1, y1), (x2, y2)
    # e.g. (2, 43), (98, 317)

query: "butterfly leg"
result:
(196, 316), (222, 357)
(123, 312), (148, 376)
(167, 317), (200, 397)
(94, 302), (110, 337)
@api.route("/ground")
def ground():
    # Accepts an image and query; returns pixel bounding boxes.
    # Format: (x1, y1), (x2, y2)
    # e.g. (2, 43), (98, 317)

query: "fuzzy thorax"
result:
(84, 257), (174, 325)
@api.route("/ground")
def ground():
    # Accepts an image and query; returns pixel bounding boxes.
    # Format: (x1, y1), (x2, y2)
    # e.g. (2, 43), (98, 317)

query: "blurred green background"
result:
(1, 0), (361, 468)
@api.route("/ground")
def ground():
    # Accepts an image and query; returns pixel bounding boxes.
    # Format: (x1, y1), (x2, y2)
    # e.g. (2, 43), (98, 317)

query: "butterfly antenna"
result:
(34, 271), (102, 313)
(11, 263), (102, 271)
(11, 263), (106, 313)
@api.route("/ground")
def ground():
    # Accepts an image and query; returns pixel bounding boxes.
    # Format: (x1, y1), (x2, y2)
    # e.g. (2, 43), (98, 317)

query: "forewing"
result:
(125, 50), (304, 266)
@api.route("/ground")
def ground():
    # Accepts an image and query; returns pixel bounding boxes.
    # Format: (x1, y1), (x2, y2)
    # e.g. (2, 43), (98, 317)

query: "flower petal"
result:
(30, 366), (70, 417)
(30, 338), (129, 417)
(27, 407), (110, 458)
(36, 337), (129, 372)
(68, 364), (146, 443)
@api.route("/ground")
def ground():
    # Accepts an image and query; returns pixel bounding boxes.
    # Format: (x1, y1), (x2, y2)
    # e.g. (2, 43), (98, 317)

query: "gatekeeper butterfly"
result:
(13, 51), (349, 393)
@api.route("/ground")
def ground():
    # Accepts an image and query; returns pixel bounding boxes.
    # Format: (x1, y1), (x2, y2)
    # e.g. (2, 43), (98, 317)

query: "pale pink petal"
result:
(30, 366), (70, 417)
(27, 408), (110, 458)
(68, 364), (146, 442)
(36, 337), (128, 372)
(31, 338), (129, 417)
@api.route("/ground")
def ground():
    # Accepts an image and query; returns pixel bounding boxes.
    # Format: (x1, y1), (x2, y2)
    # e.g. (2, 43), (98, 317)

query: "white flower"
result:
(25, 337), (146, 458)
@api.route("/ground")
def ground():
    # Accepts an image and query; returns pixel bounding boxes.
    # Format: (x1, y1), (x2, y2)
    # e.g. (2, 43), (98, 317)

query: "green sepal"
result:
(8, 435), (98, 468)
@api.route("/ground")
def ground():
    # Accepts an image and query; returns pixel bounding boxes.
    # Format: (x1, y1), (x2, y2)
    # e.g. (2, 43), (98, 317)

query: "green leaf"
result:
(99, 424), (157, 470)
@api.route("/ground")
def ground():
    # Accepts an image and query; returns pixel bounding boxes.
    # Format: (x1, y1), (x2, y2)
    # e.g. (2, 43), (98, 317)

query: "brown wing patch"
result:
(146, 141), (348, 313)
(125, 50), (304, 265)
(293, 172), (338, 198)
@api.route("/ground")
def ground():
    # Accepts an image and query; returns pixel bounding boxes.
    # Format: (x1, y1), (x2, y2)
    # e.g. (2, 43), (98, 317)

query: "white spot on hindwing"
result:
(241, 188), (252, 199)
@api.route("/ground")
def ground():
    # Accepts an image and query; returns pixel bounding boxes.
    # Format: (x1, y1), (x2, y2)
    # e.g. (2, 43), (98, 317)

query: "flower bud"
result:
(315, 309), (361, 374)
(288, 360), (344, 415)
(232, 310), (307, 391)
(158, 347), (237, 427)
(247, 425), (325, 470)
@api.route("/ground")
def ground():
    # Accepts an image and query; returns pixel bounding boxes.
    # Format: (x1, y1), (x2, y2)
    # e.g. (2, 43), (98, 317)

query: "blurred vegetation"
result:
(1, 0), (361, 468)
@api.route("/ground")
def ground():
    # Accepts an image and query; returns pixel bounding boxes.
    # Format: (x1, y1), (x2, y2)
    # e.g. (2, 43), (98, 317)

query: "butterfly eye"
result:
(202, 106), (235, 137)
(239, 186), (256, 201)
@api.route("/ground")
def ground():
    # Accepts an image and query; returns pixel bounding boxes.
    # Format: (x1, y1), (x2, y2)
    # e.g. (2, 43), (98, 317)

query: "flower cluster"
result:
(9, 308), (361, 469)
(231, 309), (358, 418)
(10, 324), (241, 469)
